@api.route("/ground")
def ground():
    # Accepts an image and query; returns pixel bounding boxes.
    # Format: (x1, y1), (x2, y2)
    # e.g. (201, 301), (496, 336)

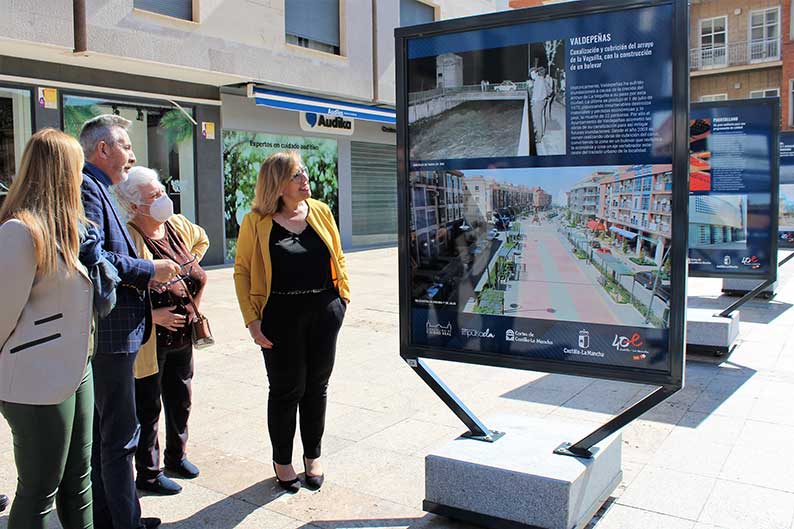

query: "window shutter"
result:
(400, 0), (434, 27)
(134, 0), (193, 20)
(285, 0), (340, 48)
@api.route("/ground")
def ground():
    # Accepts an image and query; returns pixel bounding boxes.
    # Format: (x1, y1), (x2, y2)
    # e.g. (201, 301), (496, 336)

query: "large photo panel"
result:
(779, 131), (794, 247)
(688, 99), (779, 279)
(397, 0), (689, 386)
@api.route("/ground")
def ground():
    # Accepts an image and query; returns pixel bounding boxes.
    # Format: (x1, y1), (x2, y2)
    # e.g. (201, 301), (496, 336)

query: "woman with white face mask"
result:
(114, 166), (209, 496)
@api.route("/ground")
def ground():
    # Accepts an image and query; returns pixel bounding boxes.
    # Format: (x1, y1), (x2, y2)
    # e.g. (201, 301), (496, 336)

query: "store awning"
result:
(609, 226), (638, 239)
(599, 254), (634, 276)
(253, 87), (396, 124)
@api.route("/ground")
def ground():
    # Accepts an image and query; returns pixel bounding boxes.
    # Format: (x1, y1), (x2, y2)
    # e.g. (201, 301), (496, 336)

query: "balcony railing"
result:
(690, 39), (780, 71)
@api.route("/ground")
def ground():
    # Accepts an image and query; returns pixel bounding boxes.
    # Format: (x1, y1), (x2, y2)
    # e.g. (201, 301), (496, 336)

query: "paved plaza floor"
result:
(2, 246), (794, 529)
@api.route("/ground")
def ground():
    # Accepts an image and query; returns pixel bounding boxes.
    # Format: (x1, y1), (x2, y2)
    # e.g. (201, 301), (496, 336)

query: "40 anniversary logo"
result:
(612, 332), (649, 360)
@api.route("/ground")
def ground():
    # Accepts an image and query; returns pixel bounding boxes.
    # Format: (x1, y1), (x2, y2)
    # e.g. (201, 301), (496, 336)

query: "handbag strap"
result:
(128, 221), (203, 320)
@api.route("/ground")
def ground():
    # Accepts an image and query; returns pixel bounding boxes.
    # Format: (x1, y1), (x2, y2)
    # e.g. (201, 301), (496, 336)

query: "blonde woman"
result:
(234, 151), (349, 492)
(0, 129), (95, 529)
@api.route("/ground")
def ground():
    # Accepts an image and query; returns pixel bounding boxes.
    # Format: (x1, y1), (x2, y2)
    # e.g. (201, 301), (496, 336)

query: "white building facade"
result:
(0, 0), (507, 264)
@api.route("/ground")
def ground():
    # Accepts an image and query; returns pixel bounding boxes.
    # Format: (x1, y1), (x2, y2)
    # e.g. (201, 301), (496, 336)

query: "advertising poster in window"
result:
(397, 0), (688, 385)
(222, 130), (338, 261)
(687, 99), (779, 279)
(779, 131), (794, 247)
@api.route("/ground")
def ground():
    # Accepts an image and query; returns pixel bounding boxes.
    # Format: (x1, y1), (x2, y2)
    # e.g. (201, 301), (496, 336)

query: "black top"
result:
(133, 220), (207, 348)
(269, 221), (333, 293)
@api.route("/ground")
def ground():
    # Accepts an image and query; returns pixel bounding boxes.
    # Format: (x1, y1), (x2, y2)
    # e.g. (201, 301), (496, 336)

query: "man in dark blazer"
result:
(80, 114), (180, 529)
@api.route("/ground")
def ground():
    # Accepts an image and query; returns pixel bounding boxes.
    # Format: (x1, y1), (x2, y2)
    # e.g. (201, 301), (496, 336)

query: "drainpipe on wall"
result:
(73, 0), (87, 54)
(371, 0), (379, 104)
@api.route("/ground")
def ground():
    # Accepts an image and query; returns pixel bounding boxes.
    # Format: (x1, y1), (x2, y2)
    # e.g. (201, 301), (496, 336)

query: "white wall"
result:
(1, 0), (510, 105)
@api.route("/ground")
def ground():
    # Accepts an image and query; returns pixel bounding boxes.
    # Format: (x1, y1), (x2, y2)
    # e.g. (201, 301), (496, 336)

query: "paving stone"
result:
(698, 480), (794, 529)
(719, 444), (794, 493)
(616, 466), (715, 520)
(595, 504), (696, 529)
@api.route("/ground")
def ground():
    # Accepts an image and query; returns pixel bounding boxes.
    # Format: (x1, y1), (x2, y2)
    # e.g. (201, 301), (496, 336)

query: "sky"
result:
(465, 166), (618, 206)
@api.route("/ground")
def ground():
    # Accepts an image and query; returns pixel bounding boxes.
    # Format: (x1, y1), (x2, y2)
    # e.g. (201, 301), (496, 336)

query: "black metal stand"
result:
(554, 385), (679, 459)
(405, 358), (504, 442)
(716, 251), (794, 318)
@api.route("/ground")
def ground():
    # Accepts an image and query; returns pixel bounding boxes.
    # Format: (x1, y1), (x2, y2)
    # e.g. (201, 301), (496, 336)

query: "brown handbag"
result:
(181, 279), (214, 349)
(129, 221), (214, 349)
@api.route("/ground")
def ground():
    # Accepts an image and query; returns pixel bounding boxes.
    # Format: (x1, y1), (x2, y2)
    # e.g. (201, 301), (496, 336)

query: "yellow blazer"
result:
(129, 214), (209, 379)
(234, 198), (350, 328)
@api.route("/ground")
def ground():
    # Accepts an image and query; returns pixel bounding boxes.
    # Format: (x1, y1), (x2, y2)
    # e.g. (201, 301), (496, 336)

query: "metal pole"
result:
(717, 251), (794, 319)
(554, 385), (678, 458)
(406, 358), (504, 442)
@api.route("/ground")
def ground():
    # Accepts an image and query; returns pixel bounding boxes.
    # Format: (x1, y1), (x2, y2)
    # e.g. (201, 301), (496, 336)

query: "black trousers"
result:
(91, 353), (143, 529)
(260, 290), (346, 465)
(134, 342), (194, 482)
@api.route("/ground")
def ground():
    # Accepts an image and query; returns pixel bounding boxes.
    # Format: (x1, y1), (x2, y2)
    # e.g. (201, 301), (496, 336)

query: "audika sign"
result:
(397, 0), (688, 386)
(688, 99), (779, 280)
(299, 112), (355, 136)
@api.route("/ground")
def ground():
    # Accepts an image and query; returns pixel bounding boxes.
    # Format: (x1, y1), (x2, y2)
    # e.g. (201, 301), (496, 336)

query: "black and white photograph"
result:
(408, 39), (566, 161)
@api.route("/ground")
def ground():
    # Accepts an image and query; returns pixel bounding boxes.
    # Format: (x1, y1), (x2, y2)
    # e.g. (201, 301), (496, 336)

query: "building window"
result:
(749, 88), (779, 98)
(699, 16), (728, 68)
(0, 87), (32, 204)
(285, 0), (340, 55)
(700, 93), (728, 102)
(134, 0), (194, 21)
(400, 0), (435, 26)
(63, 95), (197, 222)
(749, 7), (780, 61)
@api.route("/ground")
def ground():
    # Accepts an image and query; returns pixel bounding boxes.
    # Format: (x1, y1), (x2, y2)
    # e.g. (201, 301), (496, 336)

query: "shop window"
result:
(134, 0), (194, 21)
(400, 0), (435, 27)
(63, 95), (196, 222)
(285, 0), (340, 55)
(0, 87), (32, 205)
(749, 88), (779, 98)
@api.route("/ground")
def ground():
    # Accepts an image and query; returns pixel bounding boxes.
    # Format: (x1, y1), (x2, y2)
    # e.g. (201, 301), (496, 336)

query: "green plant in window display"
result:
(64, 104), (102, 138)
(159, 110), (193, 145)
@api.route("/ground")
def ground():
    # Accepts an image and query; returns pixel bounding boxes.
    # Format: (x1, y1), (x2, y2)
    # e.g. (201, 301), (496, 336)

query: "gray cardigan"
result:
(0, 219), (93, 405)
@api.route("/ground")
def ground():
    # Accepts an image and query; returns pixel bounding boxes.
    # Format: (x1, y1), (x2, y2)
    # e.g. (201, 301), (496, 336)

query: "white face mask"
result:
(143, 194), (174, 222)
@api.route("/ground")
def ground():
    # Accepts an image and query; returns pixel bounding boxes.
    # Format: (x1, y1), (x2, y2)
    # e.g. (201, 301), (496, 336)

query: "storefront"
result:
(0, 85), (33, 204)
(220, 89), (397, 262)
(0, 56), (224, 263)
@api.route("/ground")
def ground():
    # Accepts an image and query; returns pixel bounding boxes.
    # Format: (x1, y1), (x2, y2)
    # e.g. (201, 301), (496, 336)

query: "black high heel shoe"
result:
(303, 456), (325, 490)
(273, 463), (300, 493)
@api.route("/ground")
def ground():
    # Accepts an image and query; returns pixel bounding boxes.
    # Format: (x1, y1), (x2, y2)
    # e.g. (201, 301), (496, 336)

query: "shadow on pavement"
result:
(297, 514), (478, 529)
(688, 294), (793, 325)
(159, 479), (285, 529)
(500, 358), (757, 428)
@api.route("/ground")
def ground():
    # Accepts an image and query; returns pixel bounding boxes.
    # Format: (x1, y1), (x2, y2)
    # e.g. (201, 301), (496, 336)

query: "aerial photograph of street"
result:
(407, 39), (566, 160)
(409, 164), (674, 329)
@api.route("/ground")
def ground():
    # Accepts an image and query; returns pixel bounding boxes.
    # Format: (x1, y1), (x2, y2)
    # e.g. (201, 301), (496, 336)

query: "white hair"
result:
(113, 166), (164, 220)
(79, 114), (131, 158)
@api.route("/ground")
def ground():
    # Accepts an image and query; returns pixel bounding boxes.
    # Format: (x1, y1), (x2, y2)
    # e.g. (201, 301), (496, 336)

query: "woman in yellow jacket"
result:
(234, 151), (349, 493)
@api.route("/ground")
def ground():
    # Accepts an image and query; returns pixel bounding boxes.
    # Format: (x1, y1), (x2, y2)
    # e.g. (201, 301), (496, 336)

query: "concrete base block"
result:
(721, 278), (776, 298)
(686, 307), (740, 355)
(424, 415), (622, 529)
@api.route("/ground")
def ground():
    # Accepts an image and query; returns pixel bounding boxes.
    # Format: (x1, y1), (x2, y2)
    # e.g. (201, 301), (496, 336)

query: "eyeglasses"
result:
(291, 166), (308, 182)
(156, 255), (197, 289)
